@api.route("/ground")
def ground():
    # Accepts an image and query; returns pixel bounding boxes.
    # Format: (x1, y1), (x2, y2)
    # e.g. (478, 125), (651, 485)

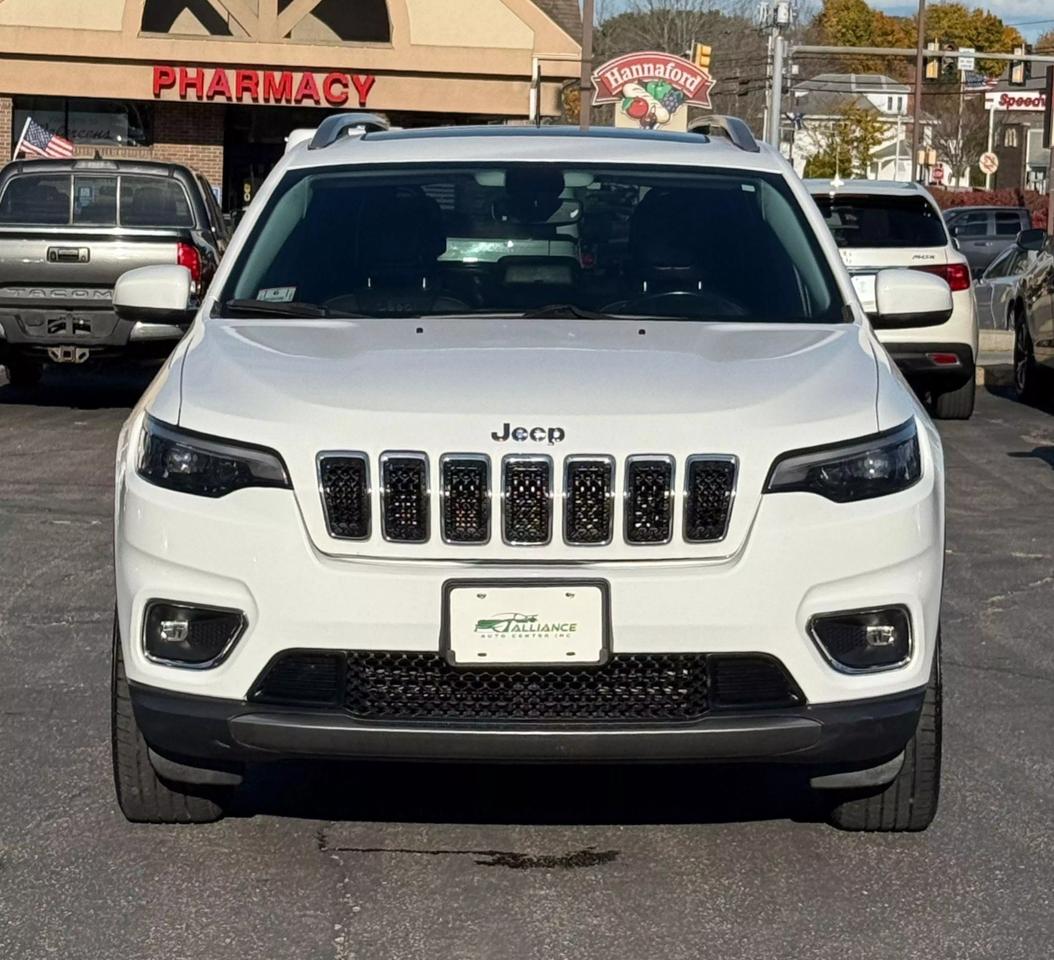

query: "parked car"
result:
(943, 205), (1032, 275)
(111, 115), (948, 831)
(0, 158), (228, 388)
(974, 233), (1040, 330)
(1010, 228), (1054, 402)
(808, 179), (978, 420)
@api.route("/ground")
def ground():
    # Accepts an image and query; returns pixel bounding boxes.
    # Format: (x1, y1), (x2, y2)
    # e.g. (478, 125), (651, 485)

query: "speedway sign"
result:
(592, 51), (715, 131)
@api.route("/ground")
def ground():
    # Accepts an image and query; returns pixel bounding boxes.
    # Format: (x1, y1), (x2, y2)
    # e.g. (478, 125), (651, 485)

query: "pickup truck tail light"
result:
(912, 262), (970, 292)
(176, 242), (202, 284)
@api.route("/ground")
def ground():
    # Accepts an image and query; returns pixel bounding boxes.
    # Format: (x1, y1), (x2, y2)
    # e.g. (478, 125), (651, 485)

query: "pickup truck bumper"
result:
(0, 308), (183, 360)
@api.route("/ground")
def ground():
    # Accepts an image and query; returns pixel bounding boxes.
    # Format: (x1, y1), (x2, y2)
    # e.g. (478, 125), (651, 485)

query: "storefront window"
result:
(12, 97), (154, 150)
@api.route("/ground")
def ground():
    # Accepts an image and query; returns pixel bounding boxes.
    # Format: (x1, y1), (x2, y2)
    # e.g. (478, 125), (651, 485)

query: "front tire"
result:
(1014, 316), (1044, 404)
(827, 647), (942, 832)
(111, 618), (226, 824)
(932, 376), (975, 420)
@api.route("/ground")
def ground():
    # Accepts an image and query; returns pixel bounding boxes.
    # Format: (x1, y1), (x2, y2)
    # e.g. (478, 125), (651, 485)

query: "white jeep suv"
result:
(111, 116), (949, 831)
(807, 179), (979, 420)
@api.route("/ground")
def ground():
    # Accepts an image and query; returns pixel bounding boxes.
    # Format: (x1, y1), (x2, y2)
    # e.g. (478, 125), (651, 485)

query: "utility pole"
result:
(761, 1), (793, 149)
(580, 0), (595, 131)
(909, 0), (926, 182)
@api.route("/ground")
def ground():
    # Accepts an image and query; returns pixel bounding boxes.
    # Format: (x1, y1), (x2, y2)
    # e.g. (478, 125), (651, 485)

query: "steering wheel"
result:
(604, 289), (748, 318)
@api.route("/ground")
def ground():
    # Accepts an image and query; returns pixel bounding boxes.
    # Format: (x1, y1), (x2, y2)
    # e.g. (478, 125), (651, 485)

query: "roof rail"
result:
(686, 115), (760, 153)
(309, 112), (390, 150)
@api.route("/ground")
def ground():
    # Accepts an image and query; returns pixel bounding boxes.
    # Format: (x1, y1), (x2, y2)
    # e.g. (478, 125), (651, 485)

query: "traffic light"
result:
(693, 43), (712, 71)
(1010, 45), (1031, 86)
(925, 41), (940, 81)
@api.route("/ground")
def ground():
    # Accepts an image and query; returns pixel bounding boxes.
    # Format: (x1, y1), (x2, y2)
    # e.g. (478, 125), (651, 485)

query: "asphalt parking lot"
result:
(1, 366), (1052, 960)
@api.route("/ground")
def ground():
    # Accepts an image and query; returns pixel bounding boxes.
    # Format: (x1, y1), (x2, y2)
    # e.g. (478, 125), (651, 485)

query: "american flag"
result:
(17, 118), (75, 159)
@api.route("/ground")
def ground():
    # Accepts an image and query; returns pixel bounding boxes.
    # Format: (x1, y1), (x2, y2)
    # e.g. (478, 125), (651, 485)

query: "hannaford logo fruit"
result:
(592, 51), (715, 130)
(474, 613), (579, 636)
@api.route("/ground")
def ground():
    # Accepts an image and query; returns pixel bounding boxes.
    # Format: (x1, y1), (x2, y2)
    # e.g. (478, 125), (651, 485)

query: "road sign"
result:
(931, 164), (945, 183)
(978, 152), (999, 175)
(957, 47), (975, 72)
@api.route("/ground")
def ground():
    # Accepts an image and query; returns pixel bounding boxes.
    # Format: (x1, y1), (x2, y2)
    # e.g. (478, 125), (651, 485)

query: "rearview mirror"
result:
(873, 269), (953, 328)
(1016, 227), (1046, 252)
(113, 265), (196, 326)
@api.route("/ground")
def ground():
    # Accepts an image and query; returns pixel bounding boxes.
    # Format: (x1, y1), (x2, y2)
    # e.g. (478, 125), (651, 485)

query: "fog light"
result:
(809, 607), (911, 672)
(143, 601), (246, 667)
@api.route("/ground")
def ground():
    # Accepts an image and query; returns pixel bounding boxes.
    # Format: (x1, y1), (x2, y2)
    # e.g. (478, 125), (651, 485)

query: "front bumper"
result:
(130, 679), (925, 767)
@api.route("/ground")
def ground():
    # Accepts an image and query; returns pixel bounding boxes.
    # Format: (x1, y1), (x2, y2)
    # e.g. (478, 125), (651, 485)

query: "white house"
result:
(788, 74), (922, 182)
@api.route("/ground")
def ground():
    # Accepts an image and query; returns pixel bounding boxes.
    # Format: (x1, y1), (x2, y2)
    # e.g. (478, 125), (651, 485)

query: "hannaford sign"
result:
(984, 90), (1047, 112)
(152, 66), (375, 107)
(591, 51), (715, 131)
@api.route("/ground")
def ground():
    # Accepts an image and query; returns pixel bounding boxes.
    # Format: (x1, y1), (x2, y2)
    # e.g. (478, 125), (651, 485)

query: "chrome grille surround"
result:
(683, 455), (738, 543)
(440, 454), (491, 545)
(624, 455), (675, 545)
(317, 451), (371, 541)
(501, 455), (553, 546)
(379, 452), (430, 543)
(564, 456), (616, 546)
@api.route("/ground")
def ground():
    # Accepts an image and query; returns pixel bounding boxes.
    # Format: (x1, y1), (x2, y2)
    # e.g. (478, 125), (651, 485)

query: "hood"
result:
(177, 317), (880, 560)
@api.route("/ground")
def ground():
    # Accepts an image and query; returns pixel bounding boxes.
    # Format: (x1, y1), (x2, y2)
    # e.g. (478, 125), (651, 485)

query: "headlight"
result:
(137, 415), (290, 498)
(765, 419), (920, 503)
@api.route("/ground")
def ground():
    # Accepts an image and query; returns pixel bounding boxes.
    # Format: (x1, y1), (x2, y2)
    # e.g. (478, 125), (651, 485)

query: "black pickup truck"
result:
(0, 158), (227, 388)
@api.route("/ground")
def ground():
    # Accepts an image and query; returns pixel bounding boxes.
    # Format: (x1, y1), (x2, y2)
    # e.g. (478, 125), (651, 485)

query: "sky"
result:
(873, 1), (1052, 40)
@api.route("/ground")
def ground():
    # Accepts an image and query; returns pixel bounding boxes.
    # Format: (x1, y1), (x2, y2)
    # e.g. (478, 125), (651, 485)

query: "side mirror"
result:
(1016, 228), (1046, 252)
(113, 265), (196, 326)
(873, 269), (953, 328)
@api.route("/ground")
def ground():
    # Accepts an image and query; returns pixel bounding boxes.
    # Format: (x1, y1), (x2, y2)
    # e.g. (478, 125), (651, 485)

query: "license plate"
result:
(446, 582), (607, 666)
(850, 273), (877, 313)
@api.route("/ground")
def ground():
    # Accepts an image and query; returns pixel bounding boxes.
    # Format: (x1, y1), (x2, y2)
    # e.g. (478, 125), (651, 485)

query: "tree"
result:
(926, 80), (991, 181)
(924, 3), (1023, 77)
(803, 104), (887, 178)
(1036, 29), (1054, 55)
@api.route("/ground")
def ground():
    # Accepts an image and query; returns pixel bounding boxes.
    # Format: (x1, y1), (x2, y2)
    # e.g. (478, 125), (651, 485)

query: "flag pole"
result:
(11, 117), (31, 161)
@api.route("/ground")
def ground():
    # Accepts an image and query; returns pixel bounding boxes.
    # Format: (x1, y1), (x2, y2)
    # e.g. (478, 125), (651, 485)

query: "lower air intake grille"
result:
(381, 454), (429, 542)
(252, 652), (803, 721)
(684, 457), (736, 542)
(319, 454), (370, 540)
(625, 457), (674, 543)
(502, 457), (552, 544)
(344, 652), (710, 722)
(565, 458), (614, 545)
(441, 456), (490, 543)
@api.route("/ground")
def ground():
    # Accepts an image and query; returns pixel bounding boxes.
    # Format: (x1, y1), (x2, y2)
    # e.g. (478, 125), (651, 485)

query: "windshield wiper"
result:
(516, 304), (619, 320)
(220, 299), (370, 319)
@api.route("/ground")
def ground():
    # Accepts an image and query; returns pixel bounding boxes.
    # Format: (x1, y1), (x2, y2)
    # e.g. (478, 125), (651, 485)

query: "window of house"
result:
(12, 97), (154, 149)
(142, 0), (235, 36)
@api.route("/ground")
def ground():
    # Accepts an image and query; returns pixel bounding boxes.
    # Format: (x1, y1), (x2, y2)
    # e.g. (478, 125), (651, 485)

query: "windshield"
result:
(218, 164), (844, 322)
(813, 193), (948, 249)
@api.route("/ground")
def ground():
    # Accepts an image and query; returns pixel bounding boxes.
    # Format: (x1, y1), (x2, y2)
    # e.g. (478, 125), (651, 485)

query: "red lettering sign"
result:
(153, 65), (374, 108)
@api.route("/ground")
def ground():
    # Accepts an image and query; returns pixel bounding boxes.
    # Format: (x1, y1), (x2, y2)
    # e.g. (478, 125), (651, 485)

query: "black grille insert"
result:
(625, 457), (674, 544)
(319, 454), (370, 540)
(441, 456), (490, 544)
(381, 454), (429, 542)
(502, 457), (552, 545)
(565, 458), (614, 545)
(684, 456), (736, 542)
(709, 655), (803, 708)
(345, 652), (710, 722)
(251, 652), (344, 706)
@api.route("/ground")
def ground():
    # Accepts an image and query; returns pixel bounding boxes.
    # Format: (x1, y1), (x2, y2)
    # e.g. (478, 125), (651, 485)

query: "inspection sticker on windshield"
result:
(257, 286), (296, 303)
(447, 584), (605, 666)
(850, 273), (877, 313)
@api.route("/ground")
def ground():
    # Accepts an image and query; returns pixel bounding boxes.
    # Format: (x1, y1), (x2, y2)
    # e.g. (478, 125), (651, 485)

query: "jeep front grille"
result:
(564, 457), (614, 545)
(441, 455), (490, 544)
(684, 456), (737, 542)
(625, 457), (675, 544)
(502, 456), (552, 545)
(318, 453), (370, 540)
(381, 453), (429, 542)
(317, 452), (737, 547)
